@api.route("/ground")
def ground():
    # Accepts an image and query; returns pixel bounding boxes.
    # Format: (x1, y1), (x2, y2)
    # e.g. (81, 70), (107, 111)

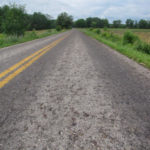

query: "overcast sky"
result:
(1, 0), (150, 22)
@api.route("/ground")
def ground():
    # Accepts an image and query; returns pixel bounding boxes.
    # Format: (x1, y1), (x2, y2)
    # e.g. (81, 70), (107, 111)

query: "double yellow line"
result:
(0, 35), (67, 88)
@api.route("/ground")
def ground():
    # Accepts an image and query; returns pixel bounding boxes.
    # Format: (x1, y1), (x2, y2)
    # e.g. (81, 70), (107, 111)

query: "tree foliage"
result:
(113, 20), (122, 28)
(1, 4), (26, 36)
(126, 19), (134, 28)
(75, 19), (86, 28)
(139, 19), (148, 29)
(74, 17), (109, 28)
(0, 4), (54, 35)
(1, 3), (150, 37)
(30, 13), (51, 30)
(56, 12), (73, 29)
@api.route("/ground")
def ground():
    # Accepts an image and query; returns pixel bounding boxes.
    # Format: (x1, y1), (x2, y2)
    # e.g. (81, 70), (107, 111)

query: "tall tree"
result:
(113, 20), (122, 28)
(2, 4), (26, 36)
(139, 19), (148, 29)
(30, 12), (51, 30)
(0, 5), (10, 33)
(56, 12), (73, 29)
(101, 19), (109, 27)
(126, 19), (134, 28)
(86, 17), (93, 27)
(75, 19), (86, 28)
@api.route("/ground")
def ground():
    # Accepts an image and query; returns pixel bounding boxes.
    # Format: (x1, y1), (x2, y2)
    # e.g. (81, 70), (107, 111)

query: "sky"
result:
(0, 0), (150, 22)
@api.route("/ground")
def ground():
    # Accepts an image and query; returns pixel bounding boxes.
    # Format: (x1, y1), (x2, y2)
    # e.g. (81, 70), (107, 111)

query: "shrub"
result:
(56, 25), (61, 31)
(109, 32), (120, 42)
(123, 31), (139, 45)
(89, 28), (93, 31)
(95, 29), (101, 34)
(47, 29), (51, 33)
(136, 41), (150, 54)
(29, 30), (38, 38)
(104, 27), (108, 31)
(0, 34), (4, 44)
(0, 39), (4, 45)
(101, 31), (121, 42)
(102, 32), (110, 38)
(5, 35), (20, 43)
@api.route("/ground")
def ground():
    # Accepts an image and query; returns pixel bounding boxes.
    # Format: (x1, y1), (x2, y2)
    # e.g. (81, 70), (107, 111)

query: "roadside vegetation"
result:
(0, 29), (66, 48)
(74, 18), (150, 29)
(106, 28), (150, 43)
(81, 28), (150, 68)
(0, 4), (73, 48)
(1, 3), (150, 71)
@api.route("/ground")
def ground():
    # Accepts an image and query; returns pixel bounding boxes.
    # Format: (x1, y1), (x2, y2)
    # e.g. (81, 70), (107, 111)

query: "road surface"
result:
(0, 29), (150, 150)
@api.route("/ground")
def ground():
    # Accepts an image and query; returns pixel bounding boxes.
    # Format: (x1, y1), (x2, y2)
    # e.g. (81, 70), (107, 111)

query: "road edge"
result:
(80, 29), (150, 80)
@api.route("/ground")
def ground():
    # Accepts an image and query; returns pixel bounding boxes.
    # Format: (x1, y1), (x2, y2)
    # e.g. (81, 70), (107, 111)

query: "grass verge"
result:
(0, 29), (66, 49)
(81, 29), (150, 69)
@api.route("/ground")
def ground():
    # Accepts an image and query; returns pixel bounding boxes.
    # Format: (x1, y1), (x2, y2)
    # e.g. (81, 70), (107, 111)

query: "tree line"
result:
(0, 4), (150, 36)
(0, 4), (73, 36)
(74, 18), (150, 29)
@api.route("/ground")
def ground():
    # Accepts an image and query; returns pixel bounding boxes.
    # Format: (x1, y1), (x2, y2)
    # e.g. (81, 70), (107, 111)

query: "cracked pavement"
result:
(0, 29), (150, 150)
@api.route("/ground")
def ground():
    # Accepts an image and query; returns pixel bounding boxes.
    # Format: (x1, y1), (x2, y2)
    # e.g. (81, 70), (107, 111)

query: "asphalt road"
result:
(0, 29), (150, 150)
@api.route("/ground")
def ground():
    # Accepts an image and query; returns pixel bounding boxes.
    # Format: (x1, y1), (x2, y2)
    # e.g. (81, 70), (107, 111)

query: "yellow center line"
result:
(0, 35), (67, 79)
(0, 44), (52, 79)
(0, 35), (67, 88)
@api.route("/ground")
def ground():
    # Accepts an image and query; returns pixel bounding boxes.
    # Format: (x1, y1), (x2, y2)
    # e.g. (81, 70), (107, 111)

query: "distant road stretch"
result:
(0, 29), (150, 150)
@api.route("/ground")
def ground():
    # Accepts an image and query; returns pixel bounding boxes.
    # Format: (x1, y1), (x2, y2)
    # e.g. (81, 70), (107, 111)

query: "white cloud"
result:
(0, 0), (150, 21)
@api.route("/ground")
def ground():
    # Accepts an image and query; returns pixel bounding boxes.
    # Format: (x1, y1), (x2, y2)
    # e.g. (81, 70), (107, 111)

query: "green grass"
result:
(81, 28), (150, 69)
(106, 28), (150, 43)
(107, 28), (150, 32)
(0, 29), (66, 49)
